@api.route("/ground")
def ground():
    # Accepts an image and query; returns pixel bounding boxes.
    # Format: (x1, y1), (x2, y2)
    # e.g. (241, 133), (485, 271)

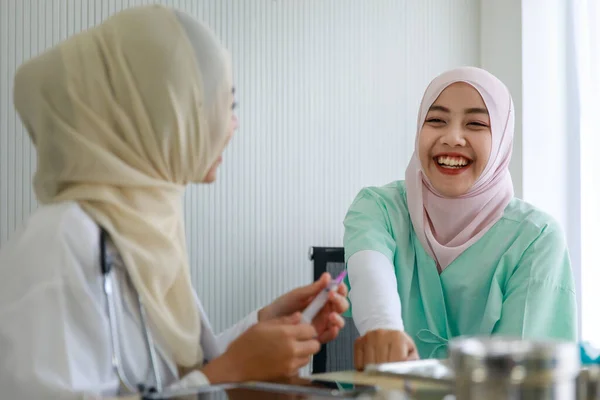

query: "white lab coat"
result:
(0, 202), (258, 399)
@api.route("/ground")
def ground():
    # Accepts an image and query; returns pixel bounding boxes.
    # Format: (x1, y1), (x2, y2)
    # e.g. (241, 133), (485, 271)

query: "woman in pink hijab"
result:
(344, 66), (577, 369)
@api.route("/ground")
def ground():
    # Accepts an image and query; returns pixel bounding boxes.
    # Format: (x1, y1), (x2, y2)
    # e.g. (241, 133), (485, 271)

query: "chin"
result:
(428, 176), (470, 197)
(425, 164), (476, 197)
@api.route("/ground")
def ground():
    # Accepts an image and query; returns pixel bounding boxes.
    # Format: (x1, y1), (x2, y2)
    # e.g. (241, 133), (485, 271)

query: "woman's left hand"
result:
(258, 273), (349, 343)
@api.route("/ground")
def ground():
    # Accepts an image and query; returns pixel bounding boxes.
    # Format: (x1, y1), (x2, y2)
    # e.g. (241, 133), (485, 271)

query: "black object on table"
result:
(309, 247), (360, 374)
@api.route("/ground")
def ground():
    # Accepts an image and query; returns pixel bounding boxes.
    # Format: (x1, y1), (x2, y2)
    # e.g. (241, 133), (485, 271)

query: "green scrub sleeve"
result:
(343, 189), (397, 264)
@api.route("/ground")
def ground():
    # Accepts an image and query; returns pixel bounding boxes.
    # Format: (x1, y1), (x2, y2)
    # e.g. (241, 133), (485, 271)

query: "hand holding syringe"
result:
(301, 270), (348, 324)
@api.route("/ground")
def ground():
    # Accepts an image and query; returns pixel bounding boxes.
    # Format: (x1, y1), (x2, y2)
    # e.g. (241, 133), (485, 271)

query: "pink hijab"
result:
(405, 66), (515, 272)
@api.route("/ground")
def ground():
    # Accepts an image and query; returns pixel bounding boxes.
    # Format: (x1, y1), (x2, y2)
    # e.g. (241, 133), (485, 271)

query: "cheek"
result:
(473, 133), (492, 166)
(221, 117), (237, 147)
(219, 117), (237, 153)
(417, 128), (435, 160)
(230, 115), (239, 133)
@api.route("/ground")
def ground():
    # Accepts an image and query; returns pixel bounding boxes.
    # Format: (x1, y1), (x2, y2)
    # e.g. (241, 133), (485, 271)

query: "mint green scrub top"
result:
(343, 181), (577, 359)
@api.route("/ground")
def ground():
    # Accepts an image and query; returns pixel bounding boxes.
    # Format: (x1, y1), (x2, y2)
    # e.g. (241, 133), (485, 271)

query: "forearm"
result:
(347, 250), (404, 335)
(201, 354), (241, 384)
(215, 309), (259, 354)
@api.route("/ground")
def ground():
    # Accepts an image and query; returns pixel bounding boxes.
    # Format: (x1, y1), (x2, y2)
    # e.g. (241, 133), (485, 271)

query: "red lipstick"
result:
(433, 153), (472, 176)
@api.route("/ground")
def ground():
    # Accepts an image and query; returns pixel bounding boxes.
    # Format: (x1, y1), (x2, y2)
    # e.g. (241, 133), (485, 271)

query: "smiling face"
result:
(418, 82), (492, 197)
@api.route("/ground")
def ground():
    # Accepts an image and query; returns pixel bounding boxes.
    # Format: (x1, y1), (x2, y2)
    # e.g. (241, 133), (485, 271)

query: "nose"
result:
(440, 122), (466, 147)
(232, 114), (239, 131)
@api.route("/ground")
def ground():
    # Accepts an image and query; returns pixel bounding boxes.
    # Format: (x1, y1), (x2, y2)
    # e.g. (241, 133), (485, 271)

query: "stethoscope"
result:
(100, 228), (164, 395)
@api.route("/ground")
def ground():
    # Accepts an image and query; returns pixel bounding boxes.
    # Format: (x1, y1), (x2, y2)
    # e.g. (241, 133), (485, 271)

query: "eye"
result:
(467, 121), (489, 128)
(425, 118), (446, 125)
(232, 102), (238, 110)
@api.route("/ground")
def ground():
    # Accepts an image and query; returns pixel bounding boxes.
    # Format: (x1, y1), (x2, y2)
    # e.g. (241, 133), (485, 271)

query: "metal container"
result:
(449, 337), (580, 400)
(578, 367), (600, 400)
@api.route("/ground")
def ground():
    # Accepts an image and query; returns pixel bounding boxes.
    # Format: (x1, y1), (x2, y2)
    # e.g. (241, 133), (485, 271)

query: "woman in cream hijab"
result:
(0, 5), (348, 398)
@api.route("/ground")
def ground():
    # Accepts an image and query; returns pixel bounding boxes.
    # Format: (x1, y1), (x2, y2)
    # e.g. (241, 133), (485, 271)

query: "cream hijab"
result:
(13, 5), (232, 367)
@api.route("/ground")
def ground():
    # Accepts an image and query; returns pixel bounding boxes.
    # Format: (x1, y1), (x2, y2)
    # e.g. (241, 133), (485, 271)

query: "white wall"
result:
(479, 0), (523, 199)
(0, 0), (481, 333)
(521, 0), (584, 338)
(522, 0), (571, 245)
(569, 0), (598, 344)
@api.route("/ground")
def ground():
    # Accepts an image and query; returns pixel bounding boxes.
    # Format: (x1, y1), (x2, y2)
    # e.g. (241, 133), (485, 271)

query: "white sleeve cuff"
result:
(215, 309), (259, 353)
(169, 370), (210, 389)
(347, 250), (404, 335)
(239, 309), (259, 329)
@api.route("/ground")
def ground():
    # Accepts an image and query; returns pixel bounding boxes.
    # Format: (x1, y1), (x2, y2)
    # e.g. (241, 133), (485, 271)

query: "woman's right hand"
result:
(353, 329), (419, 370)
(202, 313), (321, 383)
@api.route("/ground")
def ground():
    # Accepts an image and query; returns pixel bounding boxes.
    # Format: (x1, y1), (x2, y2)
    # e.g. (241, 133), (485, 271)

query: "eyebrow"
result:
(428, 104), (488, 115)
(232, 87), (236, 94)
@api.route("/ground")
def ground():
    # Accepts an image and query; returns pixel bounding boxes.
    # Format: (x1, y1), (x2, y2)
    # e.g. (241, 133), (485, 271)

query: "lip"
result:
(432, 153), (473, 176)
(434, 162), (471, 175)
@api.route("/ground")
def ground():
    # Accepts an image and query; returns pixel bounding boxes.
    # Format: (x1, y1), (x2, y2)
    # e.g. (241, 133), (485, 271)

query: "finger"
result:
(336, 282), (348, 297)
(327, 292), (349, 314)
(354, 338), (365, 371)
(407, 341), (420, 361)
(319, 272), (332, 283)
(293, 339), (321, 357)
(317, 326), (339, 344)
(389, 334), (408, 361)
(407, 349), (420, 361)
(328, 312), (345, 329)
(302, 294), (317, 307)
(363, 340), (376, 368)
(376, 340), (391, 364)
(287, 323), (318, 340)
(271, 312), (302, 325)
(296, 273), (331, 299)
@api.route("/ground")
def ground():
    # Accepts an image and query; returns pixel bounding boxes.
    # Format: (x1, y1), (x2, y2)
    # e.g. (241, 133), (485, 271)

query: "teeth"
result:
(436, 156), (469, 167)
